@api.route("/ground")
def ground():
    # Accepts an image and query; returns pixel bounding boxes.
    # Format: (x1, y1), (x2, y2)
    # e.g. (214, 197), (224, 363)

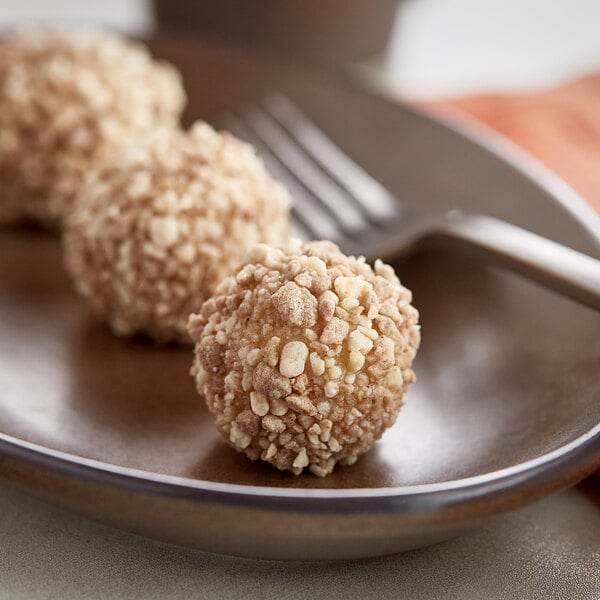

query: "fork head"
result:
(218, 92), (427, 261)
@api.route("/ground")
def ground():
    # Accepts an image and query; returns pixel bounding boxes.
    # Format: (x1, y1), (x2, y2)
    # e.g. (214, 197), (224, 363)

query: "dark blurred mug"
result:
(154, 0), (400, 62)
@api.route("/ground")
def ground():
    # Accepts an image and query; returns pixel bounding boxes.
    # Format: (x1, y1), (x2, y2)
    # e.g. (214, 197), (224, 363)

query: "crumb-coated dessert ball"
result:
(63, 123), (292, 344)
(0, 28), (185, 227)
(188, 240), (420, 476)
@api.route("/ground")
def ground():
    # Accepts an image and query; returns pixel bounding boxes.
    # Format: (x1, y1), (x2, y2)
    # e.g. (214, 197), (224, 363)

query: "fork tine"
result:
(220, 113), (310, 240)
(263, 92), (399, 221)
(219, 113), (341, 242)
(241, 104), (368, 236)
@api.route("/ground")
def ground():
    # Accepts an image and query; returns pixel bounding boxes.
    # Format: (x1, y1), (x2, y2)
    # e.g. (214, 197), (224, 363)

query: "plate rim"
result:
(0, 420), (599, 514)
(1, 38), (599, 515)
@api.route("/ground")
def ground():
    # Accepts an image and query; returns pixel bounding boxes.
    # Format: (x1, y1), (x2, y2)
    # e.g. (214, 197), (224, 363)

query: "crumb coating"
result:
(0, 28), (185, 226)
(64, 123), (292, 343)
(188, 240), (420, 476)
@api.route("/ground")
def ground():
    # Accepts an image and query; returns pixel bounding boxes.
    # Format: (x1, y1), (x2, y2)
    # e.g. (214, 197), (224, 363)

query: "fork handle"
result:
(428, 211), (600, 312)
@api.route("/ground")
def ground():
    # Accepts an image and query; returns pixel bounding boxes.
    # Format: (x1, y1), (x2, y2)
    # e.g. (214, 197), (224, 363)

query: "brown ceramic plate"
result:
(0, 36), (599, 560)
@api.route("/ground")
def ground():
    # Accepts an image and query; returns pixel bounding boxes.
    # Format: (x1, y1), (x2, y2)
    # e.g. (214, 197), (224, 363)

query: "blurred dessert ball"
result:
(63, 123), (292, 344)
(0, 28), (185, 227)
(188, 240), (420, 476)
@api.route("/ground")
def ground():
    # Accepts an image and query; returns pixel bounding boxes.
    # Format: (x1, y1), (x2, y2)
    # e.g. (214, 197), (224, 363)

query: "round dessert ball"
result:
(188, 240), (421, 476)
(0, 28), (185, 227)
(63, 123), (292, 344)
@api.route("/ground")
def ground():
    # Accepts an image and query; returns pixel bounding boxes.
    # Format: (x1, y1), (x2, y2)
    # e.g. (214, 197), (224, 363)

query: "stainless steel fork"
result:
(221, 92), (600, 312)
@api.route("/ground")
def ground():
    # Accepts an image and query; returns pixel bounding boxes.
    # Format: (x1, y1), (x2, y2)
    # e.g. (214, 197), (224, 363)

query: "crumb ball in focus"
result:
(0, 28), (186, 227)
(188, 240), (420, 476)
(63, 123), (292, 344)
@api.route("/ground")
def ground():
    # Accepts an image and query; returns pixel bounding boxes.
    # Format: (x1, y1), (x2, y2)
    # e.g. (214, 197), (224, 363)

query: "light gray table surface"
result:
(1, 479), (598, 600)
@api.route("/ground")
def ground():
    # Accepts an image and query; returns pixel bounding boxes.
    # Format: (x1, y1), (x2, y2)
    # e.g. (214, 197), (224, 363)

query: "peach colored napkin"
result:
(423, 74), (600, 213)
(424, 74), (600, 478)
